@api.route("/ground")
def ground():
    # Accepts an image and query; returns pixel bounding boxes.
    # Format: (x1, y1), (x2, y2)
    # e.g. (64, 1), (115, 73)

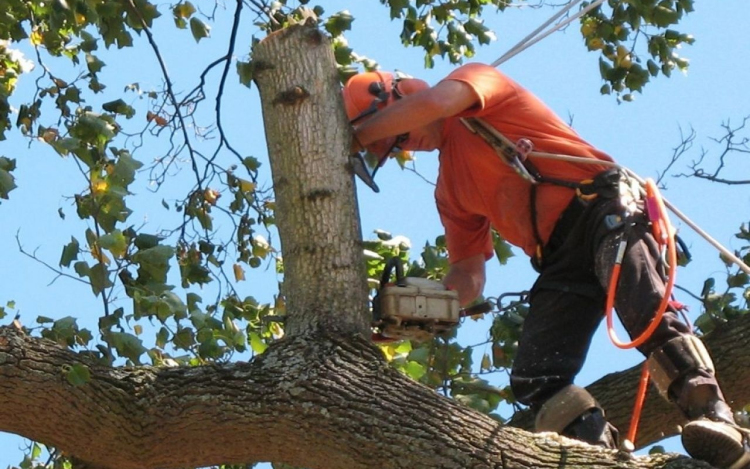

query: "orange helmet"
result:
(342, 71), (429, 123)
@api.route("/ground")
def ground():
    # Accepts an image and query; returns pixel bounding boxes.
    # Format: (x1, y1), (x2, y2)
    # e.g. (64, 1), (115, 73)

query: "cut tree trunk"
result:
(252, 18), (370, 338)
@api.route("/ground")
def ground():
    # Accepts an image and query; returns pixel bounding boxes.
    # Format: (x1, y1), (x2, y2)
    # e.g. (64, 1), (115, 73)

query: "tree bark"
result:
(0, 325), (722, 469)
(252, 20), (370, 338)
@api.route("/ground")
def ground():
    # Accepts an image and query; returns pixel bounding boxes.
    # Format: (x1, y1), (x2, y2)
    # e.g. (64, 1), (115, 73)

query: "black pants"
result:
(510, 192), (720, 414)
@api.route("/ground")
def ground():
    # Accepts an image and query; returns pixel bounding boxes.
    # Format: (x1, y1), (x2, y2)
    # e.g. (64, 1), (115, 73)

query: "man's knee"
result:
(534, 384), (619, 448)
(509, 371), (569, 409)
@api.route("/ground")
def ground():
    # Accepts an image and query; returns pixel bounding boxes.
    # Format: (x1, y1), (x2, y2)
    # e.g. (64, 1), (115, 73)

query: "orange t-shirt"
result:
(435, 63), (614, 261)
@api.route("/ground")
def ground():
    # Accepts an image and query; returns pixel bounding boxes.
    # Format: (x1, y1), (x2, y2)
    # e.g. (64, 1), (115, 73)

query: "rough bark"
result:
(0, 325), (719, 469)
(252, 20), (370, 338)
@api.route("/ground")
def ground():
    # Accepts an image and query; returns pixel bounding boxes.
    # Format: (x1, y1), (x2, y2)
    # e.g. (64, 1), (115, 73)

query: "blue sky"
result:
(1, 0), (748, 466)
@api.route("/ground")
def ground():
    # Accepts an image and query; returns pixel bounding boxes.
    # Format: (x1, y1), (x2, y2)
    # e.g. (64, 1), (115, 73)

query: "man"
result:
(343, 63), (749, 468)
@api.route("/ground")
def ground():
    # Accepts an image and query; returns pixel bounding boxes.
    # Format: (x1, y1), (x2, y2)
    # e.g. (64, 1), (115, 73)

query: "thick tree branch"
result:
(0, 326), (714, 469)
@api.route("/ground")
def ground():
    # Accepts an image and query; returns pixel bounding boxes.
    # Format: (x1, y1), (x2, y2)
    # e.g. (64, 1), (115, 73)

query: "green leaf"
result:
(132, 244), (175, 283)
(173, 327), (196, 349)
(403, 360), (426, 380)
(60, 237), (80, 267)
(492, 231), (514, 265)
(102, 99), (135, 118)
(110, 150), (143, 187)
(65, 363), (91, 386)
(249, 331), (268, 354)
(74, 261), (90, 278)
(90, 262), (113, 296)
(189, 17), (210, 42)
(134, 233), (162, 250)
(236, 60), (254, 88)
(107, 331), (147, 363)
(156, 327), (169, 348)
(99, 230), (128, 258)
(42, 316), (80, 347)
(243, 156), (261, 172)
(0, 156), (17, 200)
(159, 291), (188, 321)
(99, 308), (124, 331)
(728, 272), (749, 288)
(324, 10), (354, 36)
(31, 443), (42, 461)
(173, 1), (196, 29)
(85, 53), (105, 74)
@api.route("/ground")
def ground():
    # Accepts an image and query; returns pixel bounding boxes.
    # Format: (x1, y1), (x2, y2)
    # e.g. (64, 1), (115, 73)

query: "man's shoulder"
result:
(446, 62), (506, 81)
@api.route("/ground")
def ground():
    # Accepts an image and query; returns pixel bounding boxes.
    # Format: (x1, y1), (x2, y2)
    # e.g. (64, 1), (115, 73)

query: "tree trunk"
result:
(252, 20), (369, 338)
(1, 20), (747, 469)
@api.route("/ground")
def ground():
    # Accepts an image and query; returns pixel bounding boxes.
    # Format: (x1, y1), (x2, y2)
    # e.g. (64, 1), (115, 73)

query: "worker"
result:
(343, 63), (749, 468)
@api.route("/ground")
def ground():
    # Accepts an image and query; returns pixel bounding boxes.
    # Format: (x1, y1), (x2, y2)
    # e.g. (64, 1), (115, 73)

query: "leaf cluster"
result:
(693, 223), (750, 334)
(583, 0), (695, 102)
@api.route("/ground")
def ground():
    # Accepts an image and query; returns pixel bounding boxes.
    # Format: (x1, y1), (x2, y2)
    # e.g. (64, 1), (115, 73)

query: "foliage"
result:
(0, 0), (745, 467)
(693, 222), (750, 335)
(581, 0), (695, 101)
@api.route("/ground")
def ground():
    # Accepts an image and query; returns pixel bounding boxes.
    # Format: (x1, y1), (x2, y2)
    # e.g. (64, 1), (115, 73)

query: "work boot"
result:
(675, 381), (750, 469)
(562, 407), (619, 449)
(681, 398), (750, 469)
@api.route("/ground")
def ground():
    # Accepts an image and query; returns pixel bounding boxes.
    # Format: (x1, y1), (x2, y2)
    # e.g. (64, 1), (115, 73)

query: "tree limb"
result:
(0, 326), (715, 469)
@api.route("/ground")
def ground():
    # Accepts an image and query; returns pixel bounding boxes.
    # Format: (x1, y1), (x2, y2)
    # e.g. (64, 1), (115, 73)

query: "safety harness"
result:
(462, 116), (685, 449)
(460, 117), (625, 268)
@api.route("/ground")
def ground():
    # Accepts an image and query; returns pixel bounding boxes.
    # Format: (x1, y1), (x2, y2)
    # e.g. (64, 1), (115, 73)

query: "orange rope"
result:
(605, 179), (677, 349)
(604, 178), (678, 448)
(626, 364), (651, 447)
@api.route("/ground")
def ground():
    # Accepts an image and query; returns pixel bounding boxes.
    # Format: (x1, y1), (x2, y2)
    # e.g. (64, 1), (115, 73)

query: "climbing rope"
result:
(601, 177), (678, 449)
(491, 0), (607, 67)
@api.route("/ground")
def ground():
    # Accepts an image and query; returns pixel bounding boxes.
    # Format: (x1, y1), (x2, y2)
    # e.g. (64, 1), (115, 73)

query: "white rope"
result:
(493, 0), (584, 67)
(526, 151), (750, 275)
(491, 0), (607, 67)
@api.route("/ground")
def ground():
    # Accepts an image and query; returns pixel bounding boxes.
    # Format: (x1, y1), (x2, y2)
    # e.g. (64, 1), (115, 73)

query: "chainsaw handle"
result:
(460, 301), (493, 317)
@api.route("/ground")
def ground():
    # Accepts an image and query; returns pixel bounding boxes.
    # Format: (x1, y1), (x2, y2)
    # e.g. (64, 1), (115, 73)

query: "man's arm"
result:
(442, 253), (486, 307)
(352, 79), (478, 150)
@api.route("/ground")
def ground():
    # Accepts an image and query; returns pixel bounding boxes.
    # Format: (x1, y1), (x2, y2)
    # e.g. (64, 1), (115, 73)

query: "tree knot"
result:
(273, 86), (310, 106)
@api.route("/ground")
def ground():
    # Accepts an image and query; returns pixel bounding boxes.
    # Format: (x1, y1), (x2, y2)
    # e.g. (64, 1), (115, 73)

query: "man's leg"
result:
(593, 203), (750, 468)
(510, 284), (618, 448)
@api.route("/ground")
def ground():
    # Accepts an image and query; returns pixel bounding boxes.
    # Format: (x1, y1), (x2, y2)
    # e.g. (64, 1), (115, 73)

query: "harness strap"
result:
(461, 117), (628, 267)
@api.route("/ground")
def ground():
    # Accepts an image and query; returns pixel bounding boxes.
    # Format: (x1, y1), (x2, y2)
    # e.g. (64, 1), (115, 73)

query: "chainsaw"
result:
(371, 258), (492, 342)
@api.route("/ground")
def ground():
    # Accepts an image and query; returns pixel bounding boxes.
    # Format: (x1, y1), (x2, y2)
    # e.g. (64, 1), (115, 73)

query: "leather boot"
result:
(679, 384), (750, 469)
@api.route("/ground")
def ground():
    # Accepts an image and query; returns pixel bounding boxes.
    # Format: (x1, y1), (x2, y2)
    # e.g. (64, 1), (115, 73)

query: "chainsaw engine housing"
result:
(373, 277), (460, 342)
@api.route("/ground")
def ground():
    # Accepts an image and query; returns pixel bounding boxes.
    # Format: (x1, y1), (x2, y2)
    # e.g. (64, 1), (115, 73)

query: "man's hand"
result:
(442, 253), (486, 307)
